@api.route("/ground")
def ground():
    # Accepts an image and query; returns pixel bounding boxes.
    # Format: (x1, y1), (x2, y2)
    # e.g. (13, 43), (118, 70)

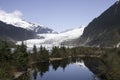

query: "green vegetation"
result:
(98, 48), (120, 80)
(29, 45), (49, 63)
(0, 40), (120, 80)
(13, 42), (28, 71)
(0, 41), (14, 80)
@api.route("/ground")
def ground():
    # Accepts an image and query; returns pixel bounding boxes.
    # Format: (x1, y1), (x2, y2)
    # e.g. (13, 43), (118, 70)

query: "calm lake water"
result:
(27, 58), (100, 80)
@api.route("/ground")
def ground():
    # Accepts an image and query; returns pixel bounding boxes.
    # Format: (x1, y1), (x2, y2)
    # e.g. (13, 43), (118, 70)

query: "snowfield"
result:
(17, 26), (85, 48)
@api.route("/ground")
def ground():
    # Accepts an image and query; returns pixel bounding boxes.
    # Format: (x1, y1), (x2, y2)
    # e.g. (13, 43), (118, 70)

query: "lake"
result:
(23, 58), (100, 80)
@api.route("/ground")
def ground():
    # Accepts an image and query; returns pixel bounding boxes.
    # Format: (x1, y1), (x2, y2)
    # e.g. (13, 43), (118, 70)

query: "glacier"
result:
(17, 26), (85, 48)
(0, 9), (85, 49)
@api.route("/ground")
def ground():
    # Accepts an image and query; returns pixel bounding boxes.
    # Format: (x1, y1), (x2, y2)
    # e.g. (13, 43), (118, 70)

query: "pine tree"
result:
(39, 46), (49, 62)
(0, 41), (11, 62)
(13, 42), (28, 71)
(51, 46), (61, 58)
(33, 45), (37, 54)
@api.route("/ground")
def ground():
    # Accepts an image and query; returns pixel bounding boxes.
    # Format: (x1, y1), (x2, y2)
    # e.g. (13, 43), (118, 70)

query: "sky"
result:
(0, 0), (117, 32)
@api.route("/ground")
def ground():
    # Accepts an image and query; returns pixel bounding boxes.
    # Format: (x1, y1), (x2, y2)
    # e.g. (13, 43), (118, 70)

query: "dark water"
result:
(26, 58), (100, 80)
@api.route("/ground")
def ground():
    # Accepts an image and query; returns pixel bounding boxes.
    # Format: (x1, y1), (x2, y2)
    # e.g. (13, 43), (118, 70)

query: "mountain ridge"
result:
(0, 9), (56, 34)
(78, 1), (120, 47)
(0, 21), (36, 42)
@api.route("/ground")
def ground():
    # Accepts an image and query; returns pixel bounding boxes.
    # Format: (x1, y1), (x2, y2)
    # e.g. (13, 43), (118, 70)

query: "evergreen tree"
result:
(31, 45), (39, 62)
(51, 46), (61, 58)
(33, 45), (37, 54)
(13, 42), (28, 71)
(59, 46), (68, 58)
(39, 46), (49, 61)
(0, 41), (13, 79)
(0, 41), (11, 62)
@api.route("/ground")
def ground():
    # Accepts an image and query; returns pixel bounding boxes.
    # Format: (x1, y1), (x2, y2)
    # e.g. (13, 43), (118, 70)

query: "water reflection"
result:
(28, 58), (100, 80)
(31, 62), (49, 79)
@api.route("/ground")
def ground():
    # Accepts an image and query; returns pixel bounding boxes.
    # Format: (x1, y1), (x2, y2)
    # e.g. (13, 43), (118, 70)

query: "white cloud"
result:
(0, 9), (25, 26)
(11, 10), (23, 18)
(0, 9), (23, 19)
(0, 9), (36, 29)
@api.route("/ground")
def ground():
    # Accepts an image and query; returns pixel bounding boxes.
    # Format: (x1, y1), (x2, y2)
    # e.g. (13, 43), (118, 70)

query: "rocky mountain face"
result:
(33, 26), (56, 34)
(78, 1), (120, 47)
(0, 21), (36, 42)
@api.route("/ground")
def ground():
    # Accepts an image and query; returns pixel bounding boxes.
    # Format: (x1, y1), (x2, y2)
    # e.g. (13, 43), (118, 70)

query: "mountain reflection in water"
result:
(26, 58), (100, 80)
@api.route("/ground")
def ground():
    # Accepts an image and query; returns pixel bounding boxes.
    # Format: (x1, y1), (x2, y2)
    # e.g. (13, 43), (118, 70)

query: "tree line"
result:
(0, 40), (120, 80)
(0, 41), (102, 80)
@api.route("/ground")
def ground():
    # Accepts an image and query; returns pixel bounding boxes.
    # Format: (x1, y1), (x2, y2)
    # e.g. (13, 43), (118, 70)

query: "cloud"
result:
(11, 10), (23, 18)
(0, 9), (23, 19)
(0, 9), (33, 29)
(0, 9), (23, 24)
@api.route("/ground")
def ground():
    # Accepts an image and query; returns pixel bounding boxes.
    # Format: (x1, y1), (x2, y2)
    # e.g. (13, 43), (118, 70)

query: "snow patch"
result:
(116, 42), (120, 47)
(116, 0), (120, 4)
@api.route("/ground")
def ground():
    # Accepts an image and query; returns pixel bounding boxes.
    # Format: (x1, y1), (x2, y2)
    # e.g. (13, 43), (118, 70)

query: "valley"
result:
(0, 1), (120, 80)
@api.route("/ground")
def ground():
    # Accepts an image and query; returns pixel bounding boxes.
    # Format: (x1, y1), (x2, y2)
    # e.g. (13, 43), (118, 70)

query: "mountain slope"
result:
(0, 10), (56, 34)
(0, 21), (35, 42)
(78, 1), (120, 47)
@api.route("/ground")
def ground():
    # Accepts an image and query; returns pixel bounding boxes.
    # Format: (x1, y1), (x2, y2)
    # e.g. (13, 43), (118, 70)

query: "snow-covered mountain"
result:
(0, 9), (85, 48)
(0, 10), (56, 34)
(17, 26), (85, 48)
(0, 20), (35, 41)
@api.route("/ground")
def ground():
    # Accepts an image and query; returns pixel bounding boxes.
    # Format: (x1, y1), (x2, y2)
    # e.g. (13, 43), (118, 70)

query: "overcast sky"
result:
(0, 0), (117, 32)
